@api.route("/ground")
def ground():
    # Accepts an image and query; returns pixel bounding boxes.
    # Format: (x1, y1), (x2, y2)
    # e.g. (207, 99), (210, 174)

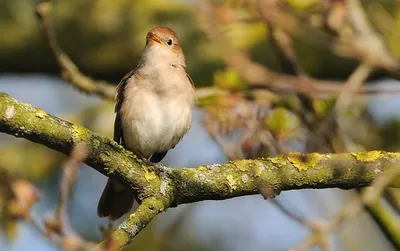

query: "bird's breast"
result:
(120, 86), (193, 158)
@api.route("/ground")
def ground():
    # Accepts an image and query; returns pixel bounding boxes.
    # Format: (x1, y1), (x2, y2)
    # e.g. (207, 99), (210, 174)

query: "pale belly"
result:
(120, 91), (192, 158)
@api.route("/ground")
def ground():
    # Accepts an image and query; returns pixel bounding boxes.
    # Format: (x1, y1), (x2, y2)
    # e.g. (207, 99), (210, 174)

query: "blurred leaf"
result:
(388, 6), (400, 58)
(0, 143), (64, 181)
(265, 107), (301, 139)
(225, 22), (268, 50)
(214, 68), (248, 90)
(287, 0), (319, 10)
(312, 98), (335, 118)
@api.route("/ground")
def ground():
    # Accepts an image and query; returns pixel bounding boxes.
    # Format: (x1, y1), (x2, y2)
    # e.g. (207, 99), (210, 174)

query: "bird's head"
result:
(142, 26), (186, 67)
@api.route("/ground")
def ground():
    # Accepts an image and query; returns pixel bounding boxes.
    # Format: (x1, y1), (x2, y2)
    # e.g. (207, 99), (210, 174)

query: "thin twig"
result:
(337, 0), (398, 69)
(36, 2), (116, 100)
(56, 144), (88, 235)
(306, 62), (373, 154)
(335, 63), (373, 113)
(199, 0), (400, 99)
(35, 2), (239, 106)
(291, 166), (400, 251)
(272, 28), (306, 76)
(28, 145), (96, 251)
(271, 199), (316, 229)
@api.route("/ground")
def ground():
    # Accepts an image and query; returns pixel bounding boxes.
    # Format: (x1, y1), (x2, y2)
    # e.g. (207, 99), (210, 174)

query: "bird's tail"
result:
(97, 179), (135, 220)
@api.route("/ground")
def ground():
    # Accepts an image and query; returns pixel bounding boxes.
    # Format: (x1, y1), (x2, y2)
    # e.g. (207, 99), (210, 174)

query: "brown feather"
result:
(97, 179), (135, 220)
(186, 73), (196, 89)
(97, 70), (136, 219)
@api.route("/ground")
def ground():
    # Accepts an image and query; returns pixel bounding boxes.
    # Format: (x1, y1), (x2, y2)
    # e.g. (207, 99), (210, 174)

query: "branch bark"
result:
(1, 91), (400, 249)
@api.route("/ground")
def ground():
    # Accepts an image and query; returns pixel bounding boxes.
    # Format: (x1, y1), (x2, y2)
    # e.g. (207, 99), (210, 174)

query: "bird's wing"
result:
(114, 70), (135, 144)
(186, 73), (195, 89)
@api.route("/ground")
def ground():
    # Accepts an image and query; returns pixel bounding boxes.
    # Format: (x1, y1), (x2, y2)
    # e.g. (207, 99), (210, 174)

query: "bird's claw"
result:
(151, 162), (165, 176)
(139, 157), (165, 176)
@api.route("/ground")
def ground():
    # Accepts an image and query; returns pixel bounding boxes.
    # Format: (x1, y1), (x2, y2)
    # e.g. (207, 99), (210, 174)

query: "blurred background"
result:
(1, 0), (400, 250)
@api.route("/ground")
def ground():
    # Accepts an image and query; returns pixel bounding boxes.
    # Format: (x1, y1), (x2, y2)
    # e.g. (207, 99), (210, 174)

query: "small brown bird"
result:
(97, 27), (195, 220)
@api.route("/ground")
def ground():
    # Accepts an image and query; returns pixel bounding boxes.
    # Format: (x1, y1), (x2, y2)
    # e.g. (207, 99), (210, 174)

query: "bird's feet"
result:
(139, 157), (165, 176)
(151, 162), (165, 176)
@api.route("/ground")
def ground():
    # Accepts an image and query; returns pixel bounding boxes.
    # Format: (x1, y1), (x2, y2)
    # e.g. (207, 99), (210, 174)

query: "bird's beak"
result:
(148, 33), (163, 45)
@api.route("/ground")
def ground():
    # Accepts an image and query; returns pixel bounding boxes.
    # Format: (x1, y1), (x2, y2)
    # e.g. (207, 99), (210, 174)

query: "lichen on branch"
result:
(1, 91), (400, 249)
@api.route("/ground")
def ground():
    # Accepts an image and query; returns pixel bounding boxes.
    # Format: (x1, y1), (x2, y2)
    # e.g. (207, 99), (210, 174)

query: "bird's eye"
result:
(167, 38), (173, 46)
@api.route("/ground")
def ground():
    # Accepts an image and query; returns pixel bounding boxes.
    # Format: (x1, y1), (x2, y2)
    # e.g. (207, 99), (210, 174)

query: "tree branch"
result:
(34, 2), (232, 105)
(364, 197), (400, 249)
(196, 0), (400, 99)
(35, 2), (117, 100)
(1, 91), (400, 249)
(110, 197), (165, 248)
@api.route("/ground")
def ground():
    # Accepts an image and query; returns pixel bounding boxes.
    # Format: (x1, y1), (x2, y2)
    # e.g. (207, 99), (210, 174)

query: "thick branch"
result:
(111, 197), (164, 248)
(1, 92), (400, 249)
(0, 93), (166, 202)
(169, 152), (400, 204)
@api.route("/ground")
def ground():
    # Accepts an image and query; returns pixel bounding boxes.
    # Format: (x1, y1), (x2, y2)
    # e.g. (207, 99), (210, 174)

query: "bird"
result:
(97, 27), (196, 220)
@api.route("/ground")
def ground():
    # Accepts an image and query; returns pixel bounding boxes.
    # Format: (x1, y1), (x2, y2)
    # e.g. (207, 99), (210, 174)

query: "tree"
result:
(1, 0), (400, 250)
